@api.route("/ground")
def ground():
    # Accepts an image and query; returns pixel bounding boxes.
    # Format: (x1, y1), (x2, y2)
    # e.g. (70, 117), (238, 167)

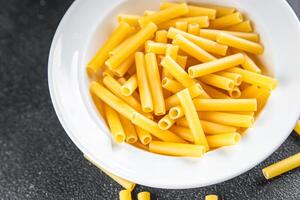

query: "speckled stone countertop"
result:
(0, 0), (300, 199)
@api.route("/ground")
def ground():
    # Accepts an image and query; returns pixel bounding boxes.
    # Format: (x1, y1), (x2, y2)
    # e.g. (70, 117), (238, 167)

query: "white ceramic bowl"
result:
(48, 0), (300, 189)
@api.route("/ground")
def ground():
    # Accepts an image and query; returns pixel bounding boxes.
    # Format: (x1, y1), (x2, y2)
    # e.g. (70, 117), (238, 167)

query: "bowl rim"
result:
(48, 0), (300, 189)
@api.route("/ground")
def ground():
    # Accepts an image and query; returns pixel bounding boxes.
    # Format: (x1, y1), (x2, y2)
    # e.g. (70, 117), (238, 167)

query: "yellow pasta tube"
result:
(188, 53), (244, 77)
(145, 41), (168, 54)
(118, 14), (140, 27)
(228, 87), (241, 98)
(109, 35), (135, 56)
(199, 74), (235, 91)
(121, 74), (137, 96)
(119, 115), (138, 144)
(205, 195), (218, 200)
(166, 44), (179, 59)
(199, 29), (259, 42)
(102, 75), (143, 113)
(104, 105), (126, 143)
(225, 20), (252, 32)
(161, 55), (195, 87)
(175, 21), (188, 32)
(262, 152), (300, 179)
(228, 67), (278, 90)
(256, 88), (271, 112)
(131, 112), (186, 143)
(135, 126), (152, 145)
(216, 32), (264, 54)
(160, 2), (216, 19)
(169, 106), (184, 120)
(119, 190), (132, 200)
(167, 27), (228, 56)
(208, 133), (241, 148)
(159, 16), (210, 30)
(188, 23), (200, 35)
(145, 53), (166, 115)
(135, 52), (153, 113)
(240, 85), (259, 98)
(90, 82), (136, 120)
(241, 53), (262, 73)
(215, 71), (242, 86)
(149, 141), (205, 157)
(169, 125), (194, 143)
(165, 83), (203, 109)
(105, 22), (157, 69)
(137, 192), (151, 200)
(176, 55), (188, 69)
(133, 141), (149, 151)
(177, 89), (209, 149)
(155, 30), (168, 43)
(91, 93), (105, 118)
(162, 68), (173, 79)
(239, 82), (251, 91)
(118, 77), (141, 104)
(201, 120), (238, 135)
(144, 10), (156, 16)
(200, 82), (230, 99)
(102, 68), (114, 77)
(172, 34), (216, 62)
(158, 114), (175, 130)
(87, 22), (135, 78)
(176, 117), (237, 135)
(210, 12), (243, 29)
(162, 77), (184, 93)
(200, 111), (254, 127)
(204, 5), (235, 17)
(112, 55), (135, 77)
(84, 155), (136, 191)
(240, 85), (270, 111)
(295, 120), (300, 136)
(193, 98), (257, 111)
(138, 3), (189, 27)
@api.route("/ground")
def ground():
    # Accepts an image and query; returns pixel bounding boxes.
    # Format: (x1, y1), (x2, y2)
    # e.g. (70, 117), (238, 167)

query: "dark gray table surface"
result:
(1, 0), (300, 199)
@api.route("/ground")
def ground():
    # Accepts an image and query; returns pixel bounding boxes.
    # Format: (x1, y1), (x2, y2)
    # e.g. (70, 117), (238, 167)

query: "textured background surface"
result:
(0, 0), (300, 199)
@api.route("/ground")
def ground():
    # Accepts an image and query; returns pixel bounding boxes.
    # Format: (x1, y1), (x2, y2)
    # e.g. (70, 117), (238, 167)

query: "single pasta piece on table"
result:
(119, 190), (132, 200)
(84, 155), (136, 191)
(137, 191), (151, 200)
(205, 194), (218, 200)
(262, 152), (300, 179)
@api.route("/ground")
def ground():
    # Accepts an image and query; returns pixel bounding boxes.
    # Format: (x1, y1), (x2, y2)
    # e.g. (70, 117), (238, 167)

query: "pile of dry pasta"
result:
(88, 2), (278, 157)
(85, 2), (300, 199)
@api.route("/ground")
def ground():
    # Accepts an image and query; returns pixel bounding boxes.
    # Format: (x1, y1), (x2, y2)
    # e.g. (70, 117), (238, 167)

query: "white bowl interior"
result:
(49, 0), (300, 189)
